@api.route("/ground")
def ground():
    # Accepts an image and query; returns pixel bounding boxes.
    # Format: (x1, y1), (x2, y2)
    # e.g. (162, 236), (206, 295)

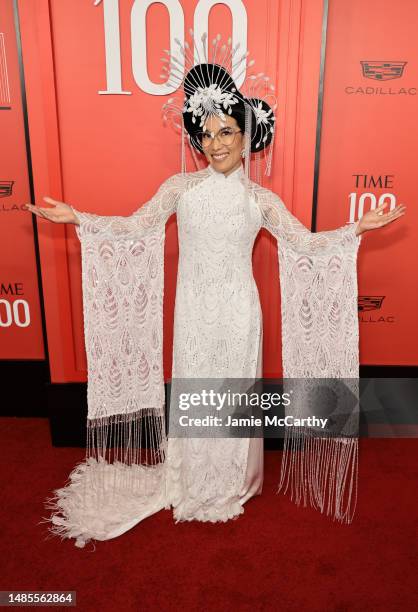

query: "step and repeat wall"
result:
(0, 1), (44, 359)
(1, 0), (417, 380)
(317, 0), (417, 365)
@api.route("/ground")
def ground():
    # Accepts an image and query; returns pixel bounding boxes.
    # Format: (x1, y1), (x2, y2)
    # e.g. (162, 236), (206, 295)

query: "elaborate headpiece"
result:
(162, 31), (277, 183)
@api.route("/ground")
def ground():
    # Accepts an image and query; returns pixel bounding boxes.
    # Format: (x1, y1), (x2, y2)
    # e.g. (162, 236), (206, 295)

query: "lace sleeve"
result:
(250, 183), (361, 523)
(70, 173), (184, 240)
(253, 184), (362, 252)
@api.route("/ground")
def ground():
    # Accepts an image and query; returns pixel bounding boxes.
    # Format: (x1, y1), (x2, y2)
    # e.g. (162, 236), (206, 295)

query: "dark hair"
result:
(182, 64), (275, 154)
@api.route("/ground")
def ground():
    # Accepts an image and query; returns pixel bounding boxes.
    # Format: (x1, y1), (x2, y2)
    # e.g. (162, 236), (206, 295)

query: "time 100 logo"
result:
(0, 300), (30, 328)
(93, 0), (248, 95)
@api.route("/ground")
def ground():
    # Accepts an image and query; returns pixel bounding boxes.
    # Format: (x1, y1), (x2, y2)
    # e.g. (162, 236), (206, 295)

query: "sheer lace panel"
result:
(70, 173), (186, 239)
(249, 182), (362, 254)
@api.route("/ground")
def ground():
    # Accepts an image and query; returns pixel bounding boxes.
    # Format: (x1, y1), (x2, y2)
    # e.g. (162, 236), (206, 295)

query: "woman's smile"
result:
(211, 152), (229, 162)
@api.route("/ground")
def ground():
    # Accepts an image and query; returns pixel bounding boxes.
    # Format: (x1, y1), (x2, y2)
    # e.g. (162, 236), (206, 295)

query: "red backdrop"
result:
(0, 0), (44, 358)
(4, 0), (416, 381)
(318, 0), (417, 365)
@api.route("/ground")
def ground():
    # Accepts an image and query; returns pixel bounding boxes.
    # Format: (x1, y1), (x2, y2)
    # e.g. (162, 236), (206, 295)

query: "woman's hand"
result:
(23, 197), (80, 225)
(356, 202), (406, 236)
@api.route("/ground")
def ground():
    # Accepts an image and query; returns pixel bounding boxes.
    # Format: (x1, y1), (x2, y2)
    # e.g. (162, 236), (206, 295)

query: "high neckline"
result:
(207, 163), (244, 181)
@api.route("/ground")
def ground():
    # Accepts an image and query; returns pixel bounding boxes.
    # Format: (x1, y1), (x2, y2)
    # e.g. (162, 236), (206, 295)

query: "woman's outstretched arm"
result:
(252, 183), (405, 252)
(24, 173), (185, 238)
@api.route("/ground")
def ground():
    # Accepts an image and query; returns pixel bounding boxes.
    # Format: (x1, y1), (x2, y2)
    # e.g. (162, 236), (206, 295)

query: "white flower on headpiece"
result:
(184, 84), (239, 127)
(252, 101), (273, 126)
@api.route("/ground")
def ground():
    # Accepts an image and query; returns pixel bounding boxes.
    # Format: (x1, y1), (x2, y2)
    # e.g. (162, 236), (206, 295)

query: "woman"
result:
(25, 55), (405, 548)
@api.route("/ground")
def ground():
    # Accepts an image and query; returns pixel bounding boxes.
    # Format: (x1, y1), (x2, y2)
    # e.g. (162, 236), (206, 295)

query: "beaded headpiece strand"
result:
(161, 31), (277, 183)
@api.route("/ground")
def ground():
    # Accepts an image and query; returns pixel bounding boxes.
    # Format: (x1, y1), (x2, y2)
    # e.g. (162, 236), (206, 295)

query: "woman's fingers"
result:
(43, 196), (59, 206)
(380, 206), (406, 225)
(375, 205), (404, 217)
(385, 206), (405, 219)
(37, 208), (50, 220)
(24, 204), (43, 217)
(386, 204), (406, 215)
(25, 197), (62, 211)
(25, 204), (52, 216)
(24, 203), (58, 221)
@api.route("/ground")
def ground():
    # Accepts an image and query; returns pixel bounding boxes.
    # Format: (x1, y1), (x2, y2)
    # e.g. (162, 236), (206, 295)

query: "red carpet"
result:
(0, 417), (416, 611)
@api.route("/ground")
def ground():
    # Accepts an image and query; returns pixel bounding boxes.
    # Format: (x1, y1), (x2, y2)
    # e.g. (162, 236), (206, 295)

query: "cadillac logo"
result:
(358, 296), (385, 312)
(0, 181), (14, 198)
(360, 61), (407, 81)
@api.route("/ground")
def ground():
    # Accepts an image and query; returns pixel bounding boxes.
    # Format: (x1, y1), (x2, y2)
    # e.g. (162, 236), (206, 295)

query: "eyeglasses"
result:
(196, 127), (242, 148)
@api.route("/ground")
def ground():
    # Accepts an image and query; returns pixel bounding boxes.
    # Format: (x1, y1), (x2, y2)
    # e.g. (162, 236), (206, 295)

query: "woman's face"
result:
(201, 114), (245, 176)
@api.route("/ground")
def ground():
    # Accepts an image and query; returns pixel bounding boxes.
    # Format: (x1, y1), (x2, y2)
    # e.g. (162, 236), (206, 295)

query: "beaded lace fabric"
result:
(44, 166), (362, 548)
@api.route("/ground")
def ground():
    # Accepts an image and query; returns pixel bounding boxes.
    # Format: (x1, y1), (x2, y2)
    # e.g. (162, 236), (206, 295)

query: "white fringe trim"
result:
(278, 429), (358, 524)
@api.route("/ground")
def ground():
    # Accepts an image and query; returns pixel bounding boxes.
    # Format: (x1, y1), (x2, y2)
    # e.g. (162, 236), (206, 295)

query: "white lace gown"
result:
(53, 162), (361, 546)
(165, 164), (264, 522)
